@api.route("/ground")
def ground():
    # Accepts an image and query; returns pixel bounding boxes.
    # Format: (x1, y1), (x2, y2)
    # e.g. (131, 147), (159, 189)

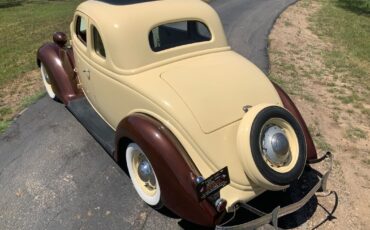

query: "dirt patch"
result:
(269, 0), (370, 229)
(0, 70), (44, 125)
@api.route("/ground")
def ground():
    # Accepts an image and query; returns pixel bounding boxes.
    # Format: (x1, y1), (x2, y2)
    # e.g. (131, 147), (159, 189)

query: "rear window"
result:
(149, 20), (211, 52)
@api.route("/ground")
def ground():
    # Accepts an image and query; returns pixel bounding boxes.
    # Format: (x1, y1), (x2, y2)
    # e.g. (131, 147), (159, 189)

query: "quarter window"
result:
(149, 20), (211, 52)
(92, 27), (106, 58)
(76, 16), (87, 45)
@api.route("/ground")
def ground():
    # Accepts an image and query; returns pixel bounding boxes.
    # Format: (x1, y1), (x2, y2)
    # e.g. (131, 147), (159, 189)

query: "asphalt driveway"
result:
(0, 0), (297, 229)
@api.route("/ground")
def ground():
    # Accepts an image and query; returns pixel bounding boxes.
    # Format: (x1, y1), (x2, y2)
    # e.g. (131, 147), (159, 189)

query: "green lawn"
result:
(314, 0), (370, 63)
(312, 0), (370, 115)
(0, 0), (81, 87)
(0, 0), (81, 133)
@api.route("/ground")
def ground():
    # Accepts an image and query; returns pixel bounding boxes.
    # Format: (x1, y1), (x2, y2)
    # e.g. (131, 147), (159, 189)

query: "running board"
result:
(67, 97), (115, 156)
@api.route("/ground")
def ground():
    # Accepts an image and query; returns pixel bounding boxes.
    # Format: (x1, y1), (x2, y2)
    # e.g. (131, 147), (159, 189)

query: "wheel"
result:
(40, 62), (56, 99)
(237, 104), (307, 190)
(126, 143), (163, 208)
(250, 106), (306, 185)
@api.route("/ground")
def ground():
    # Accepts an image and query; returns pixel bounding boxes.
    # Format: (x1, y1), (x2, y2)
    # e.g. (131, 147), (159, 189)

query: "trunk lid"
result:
(160, 51), (281, 133)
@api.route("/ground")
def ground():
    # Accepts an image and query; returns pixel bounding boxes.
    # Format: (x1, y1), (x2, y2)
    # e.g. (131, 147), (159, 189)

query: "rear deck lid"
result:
(160, 52), (281, 133)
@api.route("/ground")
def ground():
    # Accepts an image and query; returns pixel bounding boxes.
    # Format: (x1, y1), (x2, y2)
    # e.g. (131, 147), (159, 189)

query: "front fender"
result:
(37, 43), (80, 104)
(114, 113), (223, 227)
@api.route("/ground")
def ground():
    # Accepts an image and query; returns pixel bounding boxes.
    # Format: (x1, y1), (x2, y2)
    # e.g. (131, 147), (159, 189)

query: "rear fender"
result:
(37, 42), (81, 104)
(114, 113), (223, 227)
(272, 82), (317, 160)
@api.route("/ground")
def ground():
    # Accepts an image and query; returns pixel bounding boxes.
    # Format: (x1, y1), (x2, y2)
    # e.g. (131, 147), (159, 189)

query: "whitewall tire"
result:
(126, 143), (162, 208)
(40, 62), (56, 99)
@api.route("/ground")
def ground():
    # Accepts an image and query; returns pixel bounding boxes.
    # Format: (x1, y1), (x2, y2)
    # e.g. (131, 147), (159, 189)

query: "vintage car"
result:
(37, 0), (332, 228)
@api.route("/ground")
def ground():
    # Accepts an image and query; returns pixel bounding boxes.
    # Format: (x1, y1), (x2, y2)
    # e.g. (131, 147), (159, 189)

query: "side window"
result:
(76, 16), (87, 45)
(149, 20), (212, 52)
(196, 22), (212, 40)
(92, 27), (106, 58)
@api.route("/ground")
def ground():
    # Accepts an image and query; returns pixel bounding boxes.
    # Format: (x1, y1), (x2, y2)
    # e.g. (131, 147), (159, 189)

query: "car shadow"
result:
(117, 157), (338, 229)
(336, 0), (370, 16)
(177, 166), (338, 229)
(0, 0), (24, 9)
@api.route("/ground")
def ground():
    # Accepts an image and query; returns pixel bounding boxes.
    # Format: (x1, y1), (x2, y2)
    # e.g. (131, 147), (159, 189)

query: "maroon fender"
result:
(36, 32), (82, 104)
(114, 114), (223, 227)
(272, 82), (317, 160)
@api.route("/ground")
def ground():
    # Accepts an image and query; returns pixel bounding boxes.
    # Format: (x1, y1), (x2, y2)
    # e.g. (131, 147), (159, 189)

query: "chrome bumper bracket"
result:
(216, 152), (333, 230)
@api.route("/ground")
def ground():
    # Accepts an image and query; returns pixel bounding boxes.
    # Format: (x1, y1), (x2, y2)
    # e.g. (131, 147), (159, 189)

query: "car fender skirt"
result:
(114, 114), (222, 227)
(37, 43), (81, 104)
(272, 82), (317, 160)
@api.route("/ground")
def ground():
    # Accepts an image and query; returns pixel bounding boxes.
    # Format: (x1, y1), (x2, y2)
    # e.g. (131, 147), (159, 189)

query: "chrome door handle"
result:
(82, 69), (90, 80)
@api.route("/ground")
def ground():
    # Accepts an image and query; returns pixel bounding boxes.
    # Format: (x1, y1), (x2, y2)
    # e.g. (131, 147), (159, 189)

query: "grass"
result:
(0, 107), (12, 117)
(331, 111), (340, 123)
(313, 135), (332, 151)
(284, 20), (292, 27)
(308, 122), (333, 151)
(20, 91), (45, 108)
(0, 120), (11, 133)
(336, 93), (361, 104)
(0, 0), (81, 134)
(270, 0), (369, 153)
(337, 0), (370, 14)
(0, 91), (45, 133)
(346, 127), (368, 140)
(311, 0), (370, 104)
(362, 159), (370, 165)
(313, 0), (370, 62)
(310, 0), (370, 125)
(269, 60), (303, 95)
(0, 0), (81, 88)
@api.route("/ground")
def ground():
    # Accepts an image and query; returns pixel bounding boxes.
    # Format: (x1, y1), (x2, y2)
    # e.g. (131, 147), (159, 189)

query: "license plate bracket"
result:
(196, 167), (230, 200)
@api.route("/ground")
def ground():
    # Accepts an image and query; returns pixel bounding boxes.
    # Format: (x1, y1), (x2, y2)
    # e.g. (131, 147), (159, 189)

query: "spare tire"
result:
(237, 104), (307, 190)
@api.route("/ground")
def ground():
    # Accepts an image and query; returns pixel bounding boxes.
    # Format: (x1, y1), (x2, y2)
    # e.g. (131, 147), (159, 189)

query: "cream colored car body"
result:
(72, 0), (283, 209)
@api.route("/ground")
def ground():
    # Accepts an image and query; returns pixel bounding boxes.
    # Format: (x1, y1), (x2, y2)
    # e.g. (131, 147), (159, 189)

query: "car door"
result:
(86, 23), (118, 126)
(73, 13), (96, 105)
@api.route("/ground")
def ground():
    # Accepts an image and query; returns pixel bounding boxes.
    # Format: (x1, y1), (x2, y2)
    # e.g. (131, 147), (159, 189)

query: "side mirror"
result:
(53, 32), (67, 48)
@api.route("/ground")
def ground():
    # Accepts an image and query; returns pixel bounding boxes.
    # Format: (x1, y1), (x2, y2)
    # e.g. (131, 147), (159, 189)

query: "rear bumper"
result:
(216, 152), (333, 229)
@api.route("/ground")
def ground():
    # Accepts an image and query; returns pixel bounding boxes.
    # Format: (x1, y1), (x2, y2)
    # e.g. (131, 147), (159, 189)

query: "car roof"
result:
(75, 0), (228, 73)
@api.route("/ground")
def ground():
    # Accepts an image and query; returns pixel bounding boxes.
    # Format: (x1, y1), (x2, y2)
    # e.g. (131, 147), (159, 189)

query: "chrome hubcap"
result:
(271, 133), (289, 155)
(261, 125), (291, 166)
(136, 154), (156, 189)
